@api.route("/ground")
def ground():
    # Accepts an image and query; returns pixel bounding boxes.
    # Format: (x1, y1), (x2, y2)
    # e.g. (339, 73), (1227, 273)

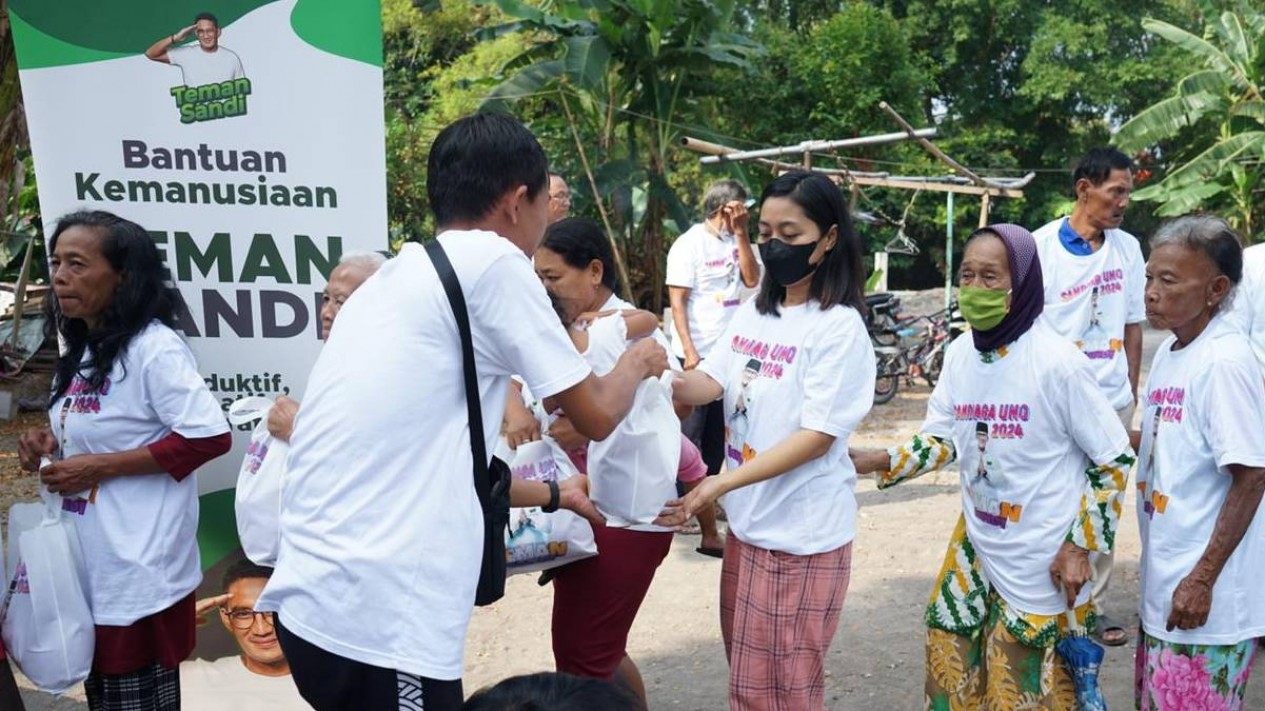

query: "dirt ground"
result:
(10, 318), (1265, 709)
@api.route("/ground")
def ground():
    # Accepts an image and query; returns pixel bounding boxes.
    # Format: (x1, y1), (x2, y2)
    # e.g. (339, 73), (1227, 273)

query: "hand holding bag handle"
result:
(426, 240), (511, 606)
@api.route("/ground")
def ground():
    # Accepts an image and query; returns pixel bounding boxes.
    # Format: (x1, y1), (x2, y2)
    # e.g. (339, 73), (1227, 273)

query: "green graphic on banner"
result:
(9, 0), (275, 67)
(196, 490), (241, 572)
(291, 0), (384, 67)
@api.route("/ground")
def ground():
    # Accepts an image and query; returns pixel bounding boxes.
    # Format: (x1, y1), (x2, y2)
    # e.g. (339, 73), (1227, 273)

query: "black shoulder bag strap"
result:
(425, 240), (509, 606)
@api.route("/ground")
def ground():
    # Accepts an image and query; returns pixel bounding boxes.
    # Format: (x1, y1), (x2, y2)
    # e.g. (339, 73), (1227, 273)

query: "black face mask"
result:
(759, 239), (820, 287)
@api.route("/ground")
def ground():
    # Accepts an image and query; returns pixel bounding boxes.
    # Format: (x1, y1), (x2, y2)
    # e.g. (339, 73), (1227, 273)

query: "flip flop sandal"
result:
(695, 546), (724, 559)
(1095, 614), (1129, 647)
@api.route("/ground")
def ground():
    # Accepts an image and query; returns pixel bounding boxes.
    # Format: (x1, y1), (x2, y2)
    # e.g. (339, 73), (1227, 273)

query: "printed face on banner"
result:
(219, 576), (285, 671)
(10, 0), (388, 653)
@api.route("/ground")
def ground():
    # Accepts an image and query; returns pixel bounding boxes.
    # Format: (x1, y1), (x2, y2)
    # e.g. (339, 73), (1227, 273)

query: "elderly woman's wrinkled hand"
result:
(1049, 541), (1092, 609)
(40, 454), (107, 496)
(267, 396), (299, 443)
(17, 428), (57, 473)
(1167, 574), (1214, 631)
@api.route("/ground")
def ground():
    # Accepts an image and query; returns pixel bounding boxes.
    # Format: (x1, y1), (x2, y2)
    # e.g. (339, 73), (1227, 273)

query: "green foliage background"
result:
(2, 0), (1259, 301)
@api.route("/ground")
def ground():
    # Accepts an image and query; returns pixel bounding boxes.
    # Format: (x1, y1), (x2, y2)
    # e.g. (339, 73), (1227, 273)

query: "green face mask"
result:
(958, 286), (1011, 331)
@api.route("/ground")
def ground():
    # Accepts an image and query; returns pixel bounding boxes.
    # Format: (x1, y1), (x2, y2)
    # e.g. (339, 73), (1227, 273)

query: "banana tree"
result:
(1114, 2), (1265, 239)
(478, 0), (762, 309)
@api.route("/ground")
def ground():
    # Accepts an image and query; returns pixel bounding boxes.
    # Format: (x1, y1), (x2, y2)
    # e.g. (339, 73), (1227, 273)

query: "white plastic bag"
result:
(504, 438), (598, 575)
(2, 480), (94, 694)
(588, 372), (681, 526)
(228, 396), (288, 566)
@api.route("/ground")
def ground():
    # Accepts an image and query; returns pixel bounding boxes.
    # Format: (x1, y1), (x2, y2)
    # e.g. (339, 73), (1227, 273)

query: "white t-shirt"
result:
(179, 657), (306, 710)
(1136, 315), (1265, 644)
(256, 230), (591, 680)
(920, 322), (1130, 615)
(582, 294), (679, 532)
(665, 223), (758, 359)
(1226, 244), (1265, 371)
(698, 299), (874, 555)
(1032, 218), (1146, 409)
(168, 45), (246, 86)
(49, 322), (228, 625)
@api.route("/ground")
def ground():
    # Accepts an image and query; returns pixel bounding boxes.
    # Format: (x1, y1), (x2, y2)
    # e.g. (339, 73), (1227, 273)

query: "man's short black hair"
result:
(427, 113), (549, 228)
(222, 558), (273, 591)
(1072, 147), (1132, 190)
(194, 12), (219, 27)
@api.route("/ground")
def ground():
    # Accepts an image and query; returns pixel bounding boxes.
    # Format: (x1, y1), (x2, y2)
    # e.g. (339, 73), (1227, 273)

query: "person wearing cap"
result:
(852, 223), (1135, 709)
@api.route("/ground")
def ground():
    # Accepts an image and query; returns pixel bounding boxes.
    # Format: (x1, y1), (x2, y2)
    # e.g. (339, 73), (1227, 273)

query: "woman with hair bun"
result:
(1133, 215), (1265, 711)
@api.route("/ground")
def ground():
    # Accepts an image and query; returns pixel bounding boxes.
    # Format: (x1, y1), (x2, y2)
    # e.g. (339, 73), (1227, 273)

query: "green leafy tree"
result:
(478, 0), (762, 308)
(1114, 1), (1265, 239)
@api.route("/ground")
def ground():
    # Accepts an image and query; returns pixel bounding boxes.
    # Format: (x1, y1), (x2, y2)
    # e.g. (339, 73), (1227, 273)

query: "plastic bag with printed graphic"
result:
(588, 372), (681, 526)
(500, 427), (598, 575)
(229, 396), (288, 566)
(1, 478), (94, 694)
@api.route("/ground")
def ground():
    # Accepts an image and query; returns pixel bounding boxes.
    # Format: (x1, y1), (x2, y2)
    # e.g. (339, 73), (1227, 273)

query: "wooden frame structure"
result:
(681, 103), (1033, 304)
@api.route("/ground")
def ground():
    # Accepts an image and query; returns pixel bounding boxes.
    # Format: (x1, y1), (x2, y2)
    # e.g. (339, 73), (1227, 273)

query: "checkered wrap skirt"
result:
(84, 662), (179, 711)
(720, 534), (852, 711)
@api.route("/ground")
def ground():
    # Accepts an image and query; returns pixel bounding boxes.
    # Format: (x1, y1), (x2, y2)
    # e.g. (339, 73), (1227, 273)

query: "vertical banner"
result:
(10, 0), (387, 582)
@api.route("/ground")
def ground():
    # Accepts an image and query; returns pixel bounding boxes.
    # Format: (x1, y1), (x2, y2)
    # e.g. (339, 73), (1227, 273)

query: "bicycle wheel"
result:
(922, 348), (944, 387)
(873, 353), (901, 404)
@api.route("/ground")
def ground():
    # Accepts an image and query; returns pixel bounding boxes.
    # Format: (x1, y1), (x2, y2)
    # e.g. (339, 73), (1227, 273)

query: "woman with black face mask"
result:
(655, 171), (874, 711)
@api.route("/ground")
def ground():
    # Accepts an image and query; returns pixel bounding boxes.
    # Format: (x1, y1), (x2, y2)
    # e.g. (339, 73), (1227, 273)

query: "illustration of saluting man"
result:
(146, 12), (246, 87)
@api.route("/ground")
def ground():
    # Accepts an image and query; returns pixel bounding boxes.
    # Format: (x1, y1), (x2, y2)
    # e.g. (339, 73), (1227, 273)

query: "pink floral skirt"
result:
(1135, 628), (1258, 711)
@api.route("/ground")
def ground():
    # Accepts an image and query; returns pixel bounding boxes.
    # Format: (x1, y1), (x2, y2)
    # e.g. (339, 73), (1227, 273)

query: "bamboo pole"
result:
(879, 101), (989, 187)
(683, 129), (936, 164)
(558, 89), (632, 299)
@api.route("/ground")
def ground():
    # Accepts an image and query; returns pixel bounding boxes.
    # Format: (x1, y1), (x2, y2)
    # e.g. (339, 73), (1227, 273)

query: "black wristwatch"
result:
(542, 479), (561, 513)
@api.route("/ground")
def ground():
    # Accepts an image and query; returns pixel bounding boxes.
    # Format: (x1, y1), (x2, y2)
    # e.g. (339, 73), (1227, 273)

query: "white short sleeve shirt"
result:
(920, 323), (1131, 615)
(167, 45), (246, 86)
(1136, 315), (1265, 645)
(665, 223), (758, 359)
(256, 230), (591, 680)
(698, 299), (874, 555)
(50, 322), (228, 625)
(1032, 218), (1146, 409)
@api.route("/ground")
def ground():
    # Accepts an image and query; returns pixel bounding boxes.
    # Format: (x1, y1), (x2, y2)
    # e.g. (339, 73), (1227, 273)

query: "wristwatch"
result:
(542, 479), (560, 513)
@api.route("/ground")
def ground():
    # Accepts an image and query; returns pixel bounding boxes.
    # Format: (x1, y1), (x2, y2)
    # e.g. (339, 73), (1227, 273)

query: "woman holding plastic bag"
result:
(655, 172), (875, 711)
(17, 211), (231, 711)
(532, 218), (681, 704)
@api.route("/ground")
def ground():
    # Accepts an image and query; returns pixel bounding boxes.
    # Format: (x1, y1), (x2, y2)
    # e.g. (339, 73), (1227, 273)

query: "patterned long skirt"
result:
(925, 609), (1079, 711)
(1134, 628), (1258, 711)
(923, 514), (1088, 711)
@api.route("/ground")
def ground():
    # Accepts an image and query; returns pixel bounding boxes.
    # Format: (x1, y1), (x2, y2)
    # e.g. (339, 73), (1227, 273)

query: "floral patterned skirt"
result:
(1134, 628), (1258, 711)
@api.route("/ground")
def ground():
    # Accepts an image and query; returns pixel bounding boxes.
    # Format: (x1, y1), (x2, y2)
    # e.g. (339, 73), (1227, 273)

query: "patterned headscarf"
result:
(968, 223), (1045, 352)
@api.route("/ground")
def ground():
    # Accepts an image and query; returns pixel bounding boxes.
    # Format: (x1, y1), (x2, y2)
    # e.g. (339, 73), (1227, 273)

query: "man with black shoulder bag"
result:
(255, 113), (668, 711)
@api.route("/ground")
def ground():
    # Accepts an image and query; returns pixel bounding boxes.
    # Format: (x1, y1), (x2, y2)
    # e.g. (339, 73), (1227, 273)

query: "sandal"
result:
(1095, 614), (1129, 647)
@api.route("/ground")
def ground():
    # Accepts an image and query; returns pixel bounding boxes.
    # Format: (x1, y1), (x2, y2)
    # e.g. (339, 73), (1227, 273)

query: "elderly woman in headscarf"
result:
(852, 224), (1136, 709)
